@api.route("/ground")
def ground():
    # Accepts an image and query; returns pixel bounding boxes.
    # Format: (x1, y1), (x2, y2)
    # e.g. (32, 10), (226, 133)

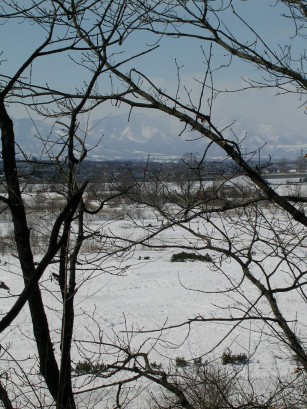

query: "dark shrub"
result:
(221, 349), (249, 365)
(171, 251), (212, 263)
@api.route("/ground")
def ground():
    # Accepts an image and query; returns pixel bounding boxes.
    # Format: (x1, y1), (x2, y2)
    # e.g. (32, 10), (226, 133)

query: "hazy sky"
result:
(1, 1), (306, 134)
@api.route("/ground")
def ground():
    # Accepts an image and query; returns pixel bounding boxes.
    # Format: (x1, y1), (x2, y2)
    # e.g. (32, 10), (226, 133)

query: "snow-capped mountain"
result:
(11, 112), (306, 161)
(217, 116), (306, 159)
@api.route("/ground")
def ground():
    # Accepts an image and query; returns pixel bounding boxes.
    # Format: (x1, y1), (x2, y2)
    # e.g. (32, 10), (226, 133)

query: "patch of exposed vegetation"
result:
(74, 360), (107, 375)
(221, 349), (249, 365)
(171, 251), (212, 263)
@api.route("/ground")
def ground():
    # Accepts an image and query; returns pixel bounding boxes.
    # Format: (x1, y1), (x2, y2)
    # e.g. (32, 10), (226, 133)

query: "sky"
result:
(0, 1), (306, 135)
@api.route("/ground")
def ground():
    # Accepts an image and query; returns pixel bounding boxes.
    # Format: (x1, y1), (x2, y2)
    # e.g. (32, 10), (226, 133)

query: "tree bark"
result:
(0, 101), (61, 402)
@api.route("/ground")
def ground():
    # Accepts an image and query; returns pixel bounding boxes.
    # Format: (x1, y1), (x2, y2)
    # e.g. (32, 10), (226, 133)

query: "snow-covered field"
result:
(1, 181), (307, 408)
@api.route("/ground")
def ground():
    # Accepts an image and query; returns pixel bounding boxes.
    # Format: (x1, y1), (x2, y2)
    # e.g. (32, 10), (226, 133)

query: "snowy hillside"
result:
(12, 113), (306, 161)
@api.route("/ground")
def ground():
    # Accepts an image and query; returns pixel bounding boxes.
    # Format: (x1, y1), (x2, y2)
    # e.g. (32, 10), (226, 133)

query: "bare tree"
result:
(74, 1), (307, 406)
(0, 1), (148, 408)
(2, 1), (307, 408)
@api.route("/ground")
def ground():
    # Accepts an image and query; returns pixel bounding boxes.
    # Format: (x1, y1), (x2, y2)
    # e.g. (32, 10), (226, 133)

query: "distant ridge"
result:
(12, 113), (306, 161)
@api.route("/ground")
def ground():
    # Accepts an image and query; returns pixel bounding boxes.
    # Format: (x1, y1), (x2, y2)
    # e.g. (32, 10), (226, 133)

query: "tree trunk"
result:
(0, 101), (62, 403)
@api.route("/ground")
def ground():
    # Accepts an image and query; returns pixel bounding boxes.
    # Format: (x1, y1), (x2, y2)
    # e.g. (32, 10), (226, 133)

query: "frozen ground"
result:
(0, 183), (306, 407)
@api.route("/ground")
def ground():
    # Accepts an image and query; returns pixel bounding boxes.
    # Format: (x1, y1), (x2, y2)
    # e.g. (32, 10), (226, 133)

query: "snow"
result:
(0, 182), (307, 407)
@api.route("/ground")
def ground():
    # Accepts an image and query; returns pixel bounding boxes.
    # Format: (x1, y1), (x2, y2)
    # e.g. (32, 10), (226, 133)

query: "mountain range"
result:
(12, 113), (306, 162)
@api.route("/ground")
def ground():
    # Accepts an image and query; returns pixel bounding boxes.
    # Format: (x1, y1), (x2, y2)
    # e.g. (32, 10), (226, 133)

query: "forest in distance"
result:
(6, 154), (307, 185)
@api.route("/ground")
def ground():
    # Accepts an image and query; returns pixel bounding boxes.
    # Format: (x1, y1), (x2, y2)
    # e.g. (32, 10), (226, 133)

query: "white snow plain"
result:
(0, 182), (307, 408)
